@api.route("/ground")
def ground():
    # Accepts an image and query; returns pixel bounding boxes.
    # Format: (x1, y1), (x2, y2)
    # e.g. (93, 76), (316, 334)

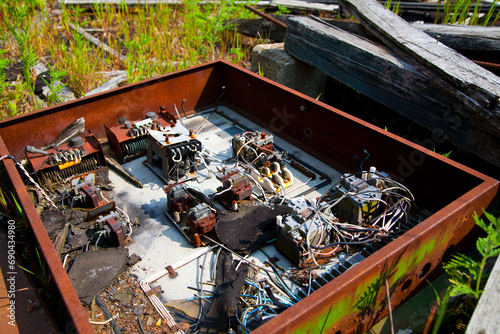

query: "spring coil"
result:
(124, 138), (147, 157)
(44, 157), (98, 183)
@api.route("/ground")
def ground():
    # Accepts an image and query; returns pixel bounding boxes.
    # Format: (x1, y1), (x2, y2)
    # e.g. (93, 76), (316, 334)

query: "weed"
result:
(430, 211), (500, 332)
(433, 149), (452, 158)
(436, 0), (500, 25)
(275, 4), (291, 15)
(258, 63), (264, 76)
(19, 247), (50, 292)
(42, 65), (69, 106)
(384, 0), (401, 15)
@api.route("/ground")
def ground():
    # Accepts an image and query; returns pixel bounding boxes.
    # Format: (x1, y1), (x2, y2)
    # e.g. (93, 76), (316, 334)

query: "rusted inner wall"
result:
(0, 60), (497, 334)
(0, 63), (222, 156)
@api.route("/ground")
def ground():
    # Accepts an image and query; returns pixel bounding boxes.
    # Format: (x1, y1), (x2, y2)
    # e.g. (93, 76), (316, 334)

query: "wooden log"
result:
(409, 23), (500, 52)
(256, 0), (339, 12)
(285, 16), (500, 167)
(338, 0), (500, 131)
(236, 15), (500, 53)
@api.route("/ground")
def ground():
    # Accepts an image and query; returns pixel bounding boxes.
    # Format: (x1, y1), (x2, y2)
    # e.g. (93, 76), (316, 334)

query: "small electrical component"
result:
(188, 203), (216, 235)
(105, 111), (174, 162)
(275, 167), (414, 268)
(26, 132), (106, 187)
(215, 168), (253, 210)
(147, 122), (202, 183)
(233, 131), (293, 192)
(275, 198), (335, 266)
(328, 173), (382, 225)
(95, 211), (130, 247)
(165, 183), (216, 246)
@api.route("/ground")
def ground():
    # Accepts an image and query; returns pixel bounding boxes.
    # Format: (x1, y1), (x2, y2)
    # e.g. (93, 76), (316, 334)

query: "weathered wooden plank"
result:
(338, 0), (500, 131)
(235, 16), (500, 53)
(285, 16), (500, 167)
(85, 72), (127, 96)
(32, 62), (75, 103)
(69, 23), (128, 63)
(257, 0), (338, 12)
(410, 22), (500, 51)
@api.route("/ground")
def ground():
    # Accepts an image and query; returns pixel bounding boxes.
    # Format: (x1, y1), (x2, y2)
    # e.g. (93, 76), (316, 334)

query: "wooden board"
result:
(410, 23), (500, 52)
(338, 0), (500, 132)
(285, 16), (500, 167)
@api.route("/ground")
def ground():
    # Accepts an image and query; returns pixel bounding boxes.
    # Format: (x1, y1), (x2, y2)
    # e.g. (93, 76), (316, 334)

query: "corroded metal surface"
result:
(0, 60), (497, 333)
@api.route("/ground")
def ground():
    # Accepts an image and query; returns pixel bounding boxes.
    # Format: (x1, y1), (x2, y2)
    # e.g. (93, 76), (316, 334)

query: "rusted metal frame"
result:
(244, 4), (288, 29)
(211, 61), (500, 332)
(0, 60), (498, 333)
(472, 59), (500, 76)
(0, 61), (223, 155)
(219, 61), (482, 206)
(0, 136), (95, 334)
(252, 178), (498, 333)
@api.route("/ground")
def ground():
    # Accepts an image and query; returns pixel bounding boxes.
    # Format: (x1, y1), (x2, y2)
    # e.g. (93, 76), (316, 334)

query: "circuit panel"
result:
(18, 103), (421, 334)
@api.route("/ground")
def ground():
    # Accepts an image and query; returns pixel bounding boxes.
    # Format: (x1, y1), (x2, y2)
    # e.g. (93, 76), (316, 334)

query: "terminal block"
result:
(26, 132), (106, 187)
(105, 111), (174, 162)
(147, 123), (202, 182)
(233, 131), (293, 192)
(165, 184), (216, 246)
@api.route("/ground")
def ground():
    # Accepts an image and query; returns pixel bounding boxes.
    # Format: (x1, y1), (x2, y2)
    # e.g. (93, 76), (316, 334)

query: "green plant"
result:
(275, 4), (291, 15)
(6, 4), (38, 90)
(436, 0), (500, 25)
(385, 0), (401, 15)
(430, 211), (500, 332)
(42, 65), (69, 105)
(445, 211), (500, 299)
(19, 247), (50, 292)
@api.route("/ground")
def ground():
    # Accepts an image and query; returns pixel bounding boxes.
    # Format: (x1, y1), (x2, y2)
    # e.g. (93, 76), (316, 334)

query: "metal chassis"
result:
(0, 60), (497, 334)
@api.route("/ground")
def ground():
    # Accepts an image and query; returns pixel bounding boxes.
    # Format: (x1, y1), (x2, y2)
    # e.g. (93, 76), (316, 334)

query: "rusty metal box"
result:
(0, 61), (497, 333)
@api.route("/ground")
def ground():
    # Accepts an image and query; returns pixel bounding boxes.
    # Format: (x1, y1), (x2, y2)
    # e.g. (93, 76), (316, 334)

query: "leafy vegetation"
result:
(430, 211), (500, 332)
(436, 0), (500, 25)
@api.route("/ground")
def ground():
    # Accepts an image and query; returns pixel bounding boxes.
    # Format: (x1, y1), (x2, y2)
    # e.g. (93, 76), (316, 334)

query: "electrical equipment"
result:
(188, 203), (216, 235)
(328, 173), (382, 225)
(71, 180), (102, 208)
(275, 198), (335, 266)
(105, 111), (174, 162)
(95, 211), (130, 247)
(26, 131), (106, 187)
(215, 168), (253, 209)
(233, 131), (293, 192)
(147, 122), (202, 183)
(165, 183), (216, 246)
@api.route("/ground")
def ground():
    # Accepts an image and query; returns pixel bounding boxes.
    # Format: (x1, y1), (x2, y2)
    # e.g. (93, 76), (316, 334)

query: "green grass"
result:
(0, 0), (261, 118)
(436, 0), (500, 25)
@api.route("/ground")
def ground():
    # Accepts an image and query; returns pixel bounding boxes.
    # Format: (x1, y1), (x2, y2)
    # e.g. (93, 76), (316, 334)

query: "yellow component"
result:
(58, 158), (81, 170)
(284, 180), (292, 188)
(361, 200), (379, 219)
(156, 319), (162, 326)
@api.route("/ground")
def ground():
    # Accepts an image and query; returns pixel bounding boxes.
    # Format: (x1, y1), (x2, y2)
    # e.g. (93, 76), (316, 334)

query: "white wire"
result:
(0, 155), (58, 210)
(101, 192), (133, 238)
(210, 179), (233, 199)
